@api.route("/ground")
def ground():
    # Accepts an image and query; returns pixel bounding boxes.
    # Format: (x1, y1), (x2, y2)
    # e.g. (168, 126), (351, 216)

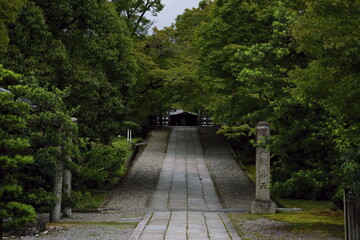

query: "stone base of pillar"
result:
(251, 201), (276, 214)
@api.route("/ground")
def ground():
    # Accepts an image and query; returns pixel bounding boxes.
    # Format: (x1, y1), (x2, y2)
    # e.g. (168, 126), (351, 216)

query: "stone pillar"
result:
(251, 121), (276, 214)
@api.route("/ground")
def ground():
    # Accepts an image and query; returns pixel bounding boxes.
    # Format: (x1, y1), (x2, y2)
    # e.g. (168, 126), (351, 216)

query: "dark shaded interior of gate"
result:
(170, 112), (198, 126)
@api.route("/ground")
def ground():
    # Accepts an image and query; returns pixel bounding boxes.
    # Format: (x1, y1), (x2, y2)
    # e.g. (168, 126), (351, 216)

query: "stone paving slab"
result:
(130, 211), (240, 240)
(130, 127), (241, 240)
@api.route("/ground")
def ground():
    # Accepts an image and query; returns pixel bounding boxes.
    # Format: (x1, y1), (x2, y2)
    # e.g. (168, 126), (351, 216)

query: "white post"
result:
(127, 129), (130, 143)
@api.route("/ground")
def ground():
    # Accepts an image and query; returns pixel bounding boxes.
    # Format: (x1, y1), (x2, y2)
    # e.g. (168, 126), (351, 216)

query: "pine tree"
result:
(0, 66), (35, 239)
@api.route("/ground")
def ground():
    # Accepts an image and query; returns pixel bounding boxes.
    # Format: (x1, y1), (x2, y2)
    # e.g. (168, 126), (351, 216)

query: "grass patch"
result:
(243, 164), (256, 182)
(268, 210), (343, 225)
(86, 191), (108, 209)
(279, 198), (337, 211)
(74, 190), (109, 210)
(234, 150), (256, 182)
(112, 135), (142, 144)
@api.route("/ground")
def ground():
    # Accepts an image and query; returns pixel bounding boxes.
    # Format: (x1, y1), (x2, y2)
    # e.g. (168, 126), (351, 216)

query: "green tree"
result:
(0, 66), (35, 239)
(196, 0), (303, 124)
(113, 0), (164, 36)
(24, 87), (78, 222)
(127, 27), (176, 123)
(194, 0), (343, 200)
(4, 0), (137, 142)
(34, 0), (137, 142)
(0, 0), (26, 53)
(291, 0), (360, 197)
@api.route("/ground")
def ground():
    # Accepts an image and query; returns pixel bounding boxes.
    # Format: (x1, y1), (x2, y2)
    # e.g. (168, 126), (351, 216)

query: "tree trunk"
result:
(62, 154), (72, 218)
(62, 118), (76, 218)
(50, 160), (64, 222)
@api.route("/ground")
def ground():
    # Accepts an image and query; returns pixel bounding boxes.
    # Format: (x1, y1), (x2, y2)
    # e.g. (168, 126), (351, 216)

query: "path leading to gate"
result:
(129, 127), (241, 240)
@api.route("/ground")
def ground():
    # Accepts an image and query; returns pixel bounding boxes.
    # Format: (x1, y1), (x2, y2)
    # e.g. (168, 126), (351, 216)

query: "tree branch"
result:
(132, 0), (156, 35)
(58, 15), (81, 31)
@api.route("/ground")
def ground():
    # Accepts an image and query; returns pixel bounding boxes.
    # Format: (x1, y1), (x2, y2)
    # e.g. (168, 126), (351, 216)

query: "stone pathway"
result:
(129, 127), (241, 240)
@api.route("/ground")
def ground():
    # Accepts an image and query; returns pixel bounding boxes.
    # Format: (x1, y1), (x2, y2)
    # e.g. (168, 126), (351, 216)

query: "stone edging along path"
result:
(102, 128), (169, 213)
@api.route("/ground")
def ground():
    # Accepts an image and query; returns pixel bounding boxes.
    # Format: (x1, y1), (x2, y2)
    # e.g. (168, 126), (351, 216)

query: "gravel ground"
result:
(102, 128), (169, 210)
(198, 127), (255, 209)
(228, 213), (342, 240)
(36, 212), (144, 223)
(20, 223), (135, 240)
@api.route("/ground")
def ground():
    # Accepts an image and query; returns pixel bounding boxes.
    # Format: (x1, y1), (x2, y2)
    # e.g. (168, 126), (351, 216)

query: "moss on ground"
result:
(75, 191), (109, 210)
(228, 199), (344, 238)
(278, 198), (337, 211)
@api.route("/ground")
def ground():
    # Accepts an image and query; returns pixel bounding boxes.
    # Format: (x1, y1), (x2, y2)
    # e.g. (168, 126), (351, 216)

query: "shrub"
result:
(24, 188), (56, 212)
(272, 169), (329, 200)
(62, 191), (106, 210)
(121, 121), (142, 137)
(74, 140), (127, 189)
(218, 125), (255, 164)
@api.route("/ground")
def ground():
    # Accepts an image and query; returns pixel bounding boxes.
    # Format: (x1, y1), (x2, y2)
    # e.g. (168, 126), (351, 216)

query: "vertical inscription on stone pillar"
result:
(256, 145), (270, 201)
(251, 121), (275, 214)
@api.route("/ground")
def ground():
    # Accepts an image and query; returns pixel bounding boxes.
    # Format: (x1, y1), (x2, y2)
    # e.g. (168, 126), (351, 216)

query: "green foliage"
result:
(193, 0), (354, 201)
(0, 66), (36, 236)
(197, 0), (302, 125)
(63, 191), (108, 210)
(74, 139), (127, 189)
(291, 0), (360, 197)
(2, 68), (82, 228)
(217, 125), (253, 139)
(4, 0), (137, 143)
(272, 169), (329, 200)
(218, 125), (255, 159)
(267, 98), (341, 200)
(1, 66), (78, 217)
(339, 148), (360, 199)
(122, 121), (142, 136)
(0, 0), (26, 53)
(24, 188), (56, 212)
(114, 0), (164, 36)
(129, 5), (213, 120)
